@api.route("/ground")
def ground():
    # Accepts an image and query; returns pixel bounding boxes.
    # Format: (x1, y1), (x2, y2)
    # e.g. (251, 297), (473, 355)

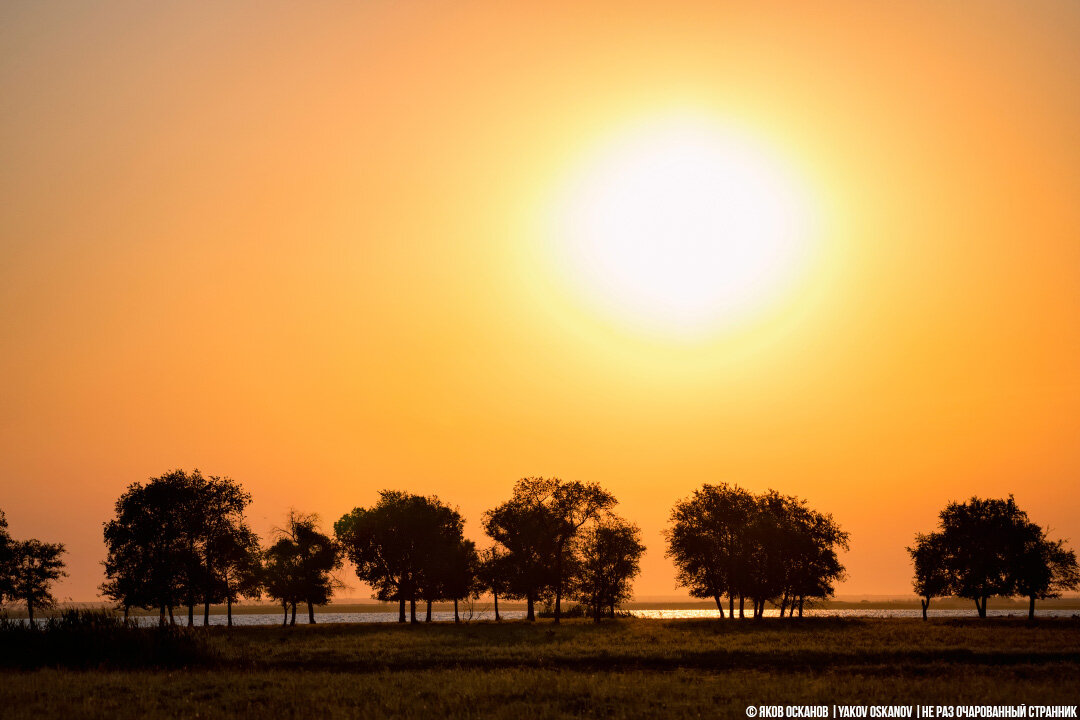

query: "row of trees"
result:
(100, 472), (647, 625)
(909, 496), (1079, 620)
(101, 470), (344, 627)
(10, 472), (1071, 624)
(0, 510), (67, 623)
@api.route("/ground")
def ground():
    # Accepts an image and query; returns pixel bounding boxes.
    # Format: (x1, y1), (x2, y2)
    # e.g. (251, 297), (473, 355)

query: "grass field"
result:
(2, 618), (1077, 719)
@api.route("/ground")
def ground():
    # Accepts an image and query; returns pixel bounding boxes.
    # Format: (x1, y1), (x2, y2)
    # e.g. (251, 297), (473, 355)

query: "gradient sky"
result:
(2, 0), (1078, 602)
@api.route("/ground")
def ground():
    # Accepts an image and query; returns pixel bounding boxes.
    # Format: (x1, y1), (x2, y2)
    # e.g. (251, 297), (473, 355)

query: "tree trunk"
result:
(921, 597), (929, 621)
(493, 592), (500, 621)
(168, 605), (175, 625)
(308, 600), (316, 624)
(123, 605), (130, 623)
(410, 599), (417, 624)
(526, 594), (535, 621)
(1028, 595), (1036, 621)
(160, 605), (166, 627)
(454, 598), (460, 624)
(187, 604), (194, 627)
(779, 595), (788, 618)
(798, 597), (804, 617)
(204, 601), (210, 626)
(738, 596), (745, 619)
(426, 600), (432, 622)
(227, 597), (233, 628)
(975, 596), (988, 619)
(714, 593), (725, 618)
(399, 596), (406, 623)
(282, 602), (288, 627)
(27, 599), (34, 626)
(728, 595), (735, 619)
(554, 546), (563, 624)
(290, 602), (297, 626)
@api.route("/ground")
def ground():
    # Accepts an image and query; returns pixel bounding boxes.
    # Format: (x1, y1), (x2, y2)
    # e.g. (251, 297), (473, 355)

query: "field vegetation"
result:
(1, 613), (1077, 719)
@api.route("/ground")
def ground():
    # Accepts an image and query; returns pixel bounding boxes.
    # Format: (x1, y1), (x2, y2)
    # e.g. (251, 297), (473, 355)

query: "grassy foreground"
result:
(2, 618), (1078, 719)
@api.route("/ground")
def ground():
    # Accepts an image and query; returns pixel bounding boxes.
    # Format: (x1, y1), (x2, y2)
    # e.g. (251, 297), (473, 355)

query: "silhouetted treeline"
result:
(479, 477), (643, 623)
(334, 479), (644, 624)
(101, 469), (342, 627)
(665, 483), (849, 618)
(10, 469), (1078, 626)
(0, 508), (67, 624)
(909, 496), (1079, 620)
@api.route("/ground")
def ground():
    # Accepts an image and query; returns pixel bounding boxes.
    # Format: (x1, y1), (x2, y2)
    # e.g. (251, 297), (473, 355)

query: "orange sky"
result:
(2, 0), (1078, 602)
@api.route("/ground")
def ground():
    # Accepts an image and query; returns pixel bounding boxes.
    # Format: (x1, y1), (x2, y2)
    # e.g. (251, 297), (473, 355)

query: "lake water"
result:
(90, 606), (1078, 627)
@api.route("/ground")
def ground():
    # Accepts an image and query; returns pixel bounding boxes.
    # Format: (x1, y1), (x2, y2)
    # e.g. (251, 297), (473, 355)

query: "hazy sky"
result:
(2, 0), (1078, 602)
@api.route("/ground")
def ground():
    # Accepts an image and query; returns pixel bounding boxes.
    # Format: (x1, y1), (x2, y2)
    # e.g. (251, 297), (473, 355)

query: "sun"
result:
(550, 116), (816, 337)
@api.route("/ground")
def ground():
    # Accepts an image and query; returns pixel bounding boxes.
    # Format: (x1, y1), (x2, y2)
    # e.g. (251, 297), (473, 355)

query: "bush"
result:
(0, 609), (219, 669)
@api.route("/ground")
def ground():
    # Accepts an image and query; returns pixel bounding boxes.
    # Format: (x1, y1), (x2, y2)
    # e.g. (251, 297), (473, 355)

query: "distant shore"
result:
(5, 596), (1079, 618)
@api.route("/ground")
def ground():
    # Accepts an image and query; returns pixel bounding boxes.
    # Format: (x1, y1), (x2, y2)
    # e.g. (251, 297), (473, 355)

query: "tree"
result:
(1011, 529), (1079, 621)
(264, 535), (303, 626)
(11, 539), (66, 625)
(476, 546), (511, 621)
(773, 496), (848, 617)
(909, 495), (1078, 619)
(102, 469), (258, 626)
(908, 532), (951, 620)
(416, 533), (479, 623)
(195, 475), (256, 626)
(264, 512), (341, 625)
(934, 496), (1031, 618)
(483, 477), (615, 622)
(209, 523), (263, 627)
(666, 484), (847, 619)
(0, 510), (14, 604)
(573, 514), (644, 621)
(102, 470), (199, 625)
(336, 491), (467, 623)
(665, 484), (756, 618)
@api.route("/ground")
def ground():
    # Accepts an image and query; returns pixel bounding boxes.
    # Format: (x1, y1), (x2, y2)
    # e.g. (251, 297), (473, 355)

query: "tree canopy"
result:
(101, 469), (260, 626)
(335, 491), (473, 623)
(482, 477), (616, 622)
(908, 496), (1079, 619)
(666, 484), (848, 618)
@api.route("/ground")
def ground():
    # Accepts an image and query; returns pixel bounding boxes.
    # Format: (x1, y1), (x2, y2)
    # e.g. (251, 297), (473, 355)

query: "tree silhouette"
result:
(908, 531), (951, 620)
(336, 491), (468, 623)
(0, 510), (13, 605)
(102, 469), (259, 626)
(665, 484), (757, 618)
(264, 512), (341, 625)
(103, 470), (198, 625)
(441, 537), (479, 623)
(909, 495), (1079, 619)
(666, 484), (847, 619)
(1012, 531), (1079, 620)
(194, 475), (256, 625)
(483, 477), (615, 623)
(210, 523), (263, 627)
(573, 514), (644, 621)
(476, 546), (511, 621)
(11, 539), (66, 625)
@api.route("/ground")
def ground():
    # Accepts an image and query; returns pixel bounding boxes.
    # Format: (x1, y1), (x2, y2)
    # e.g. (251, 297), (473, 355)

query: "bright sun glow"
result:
(552, 116), (816, 337)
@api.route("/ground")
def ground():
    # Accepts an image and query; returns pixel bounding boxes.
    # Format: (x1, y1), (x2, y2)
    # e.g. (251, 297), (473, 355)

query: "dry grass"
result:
(2, 618), (1076, 719)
